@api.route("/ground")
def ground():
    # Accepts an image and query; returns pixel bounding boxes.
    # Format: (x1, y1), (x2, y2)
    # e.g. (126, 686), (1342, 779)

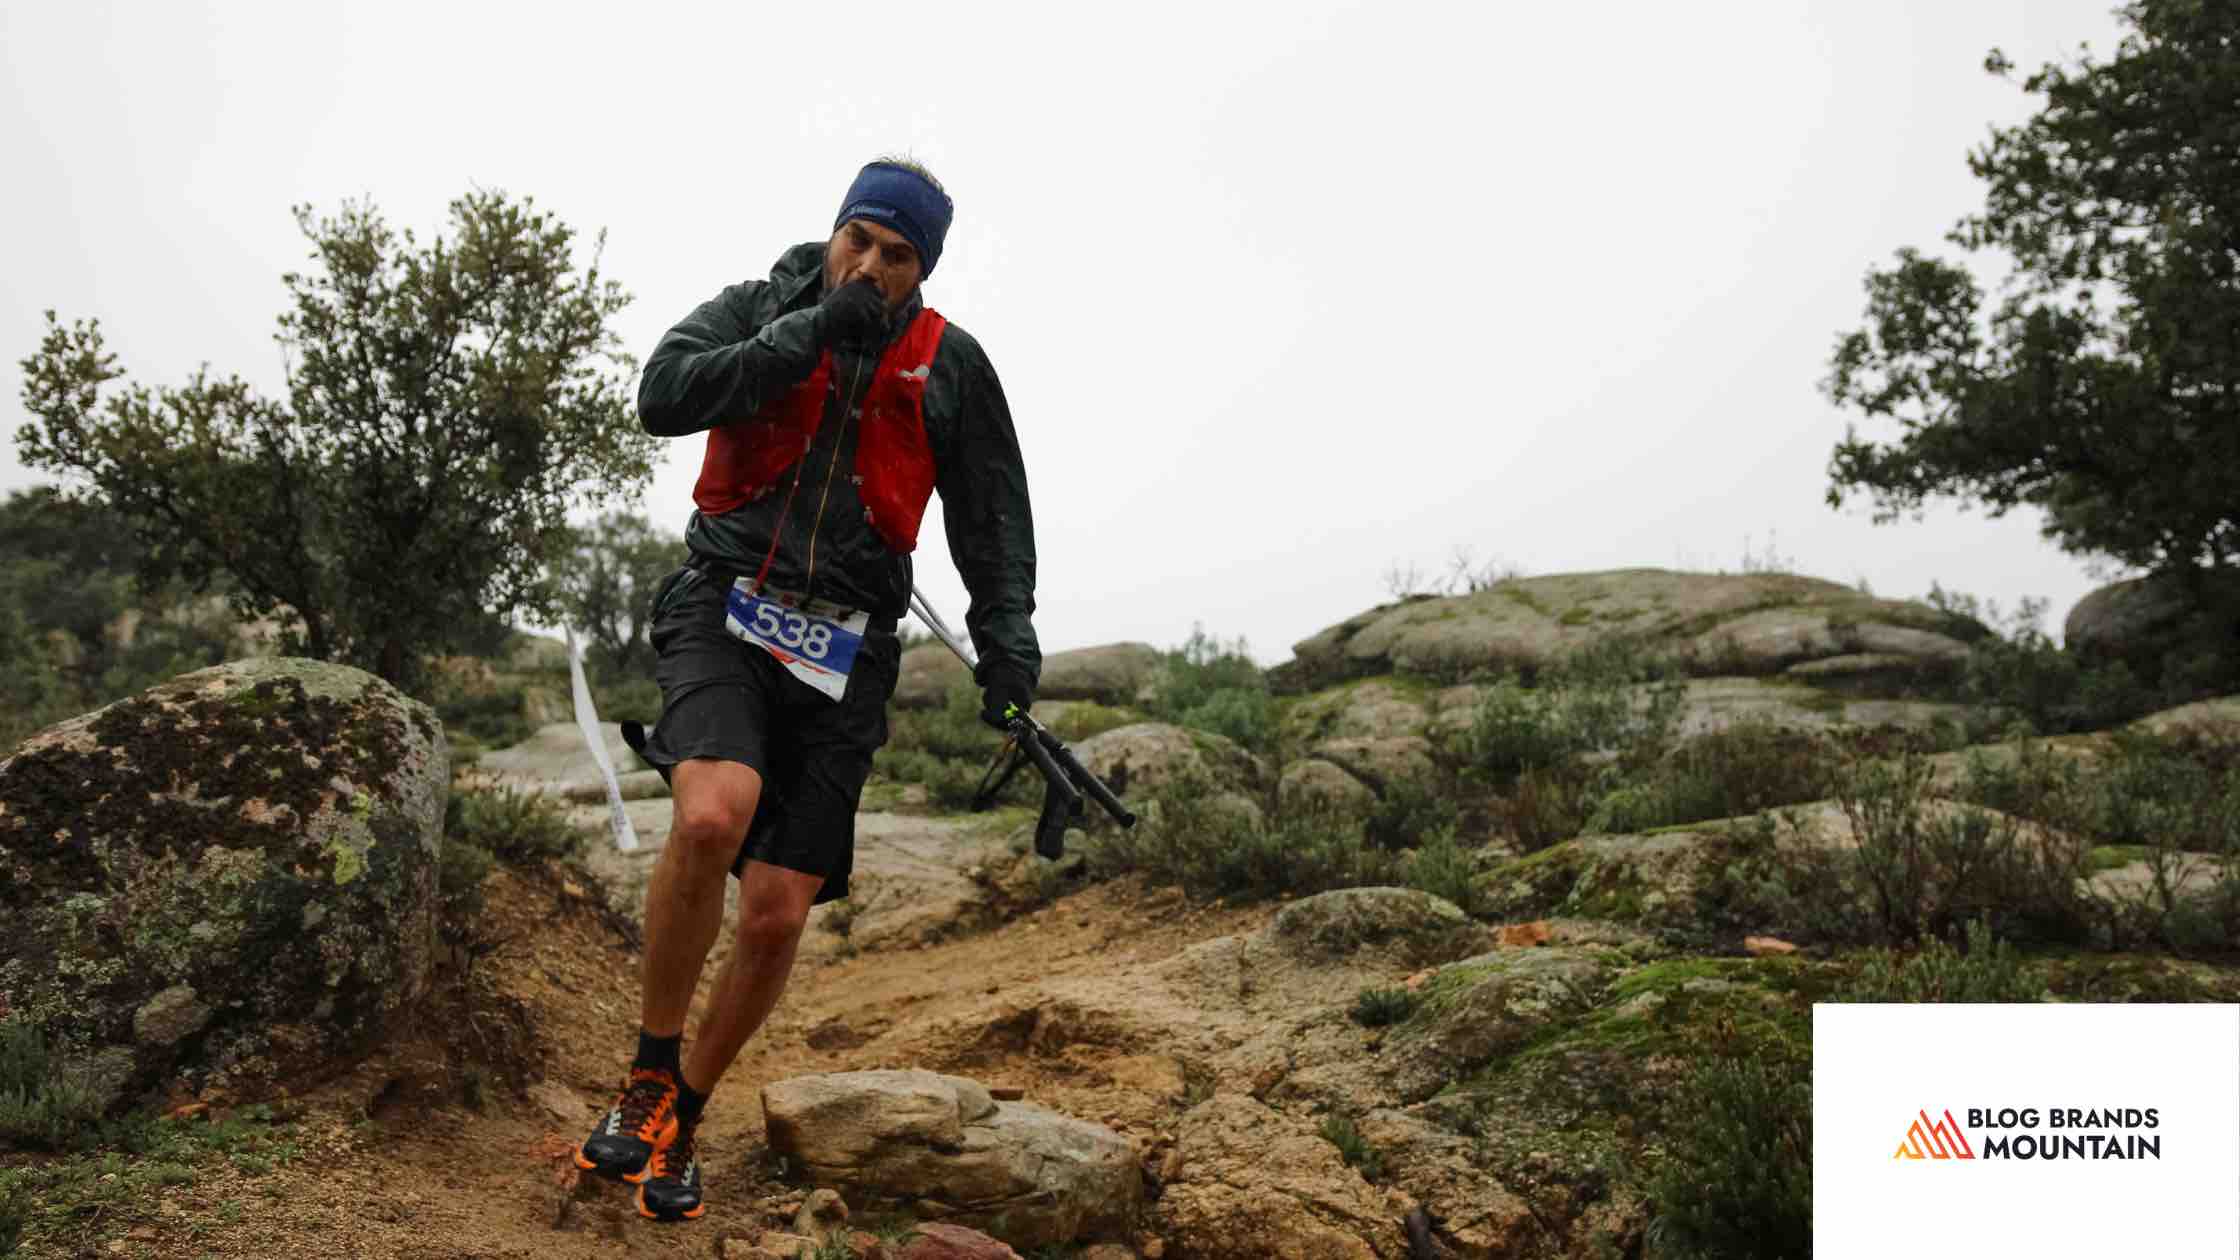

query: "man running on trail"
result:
(574, 156), (1041, 1222)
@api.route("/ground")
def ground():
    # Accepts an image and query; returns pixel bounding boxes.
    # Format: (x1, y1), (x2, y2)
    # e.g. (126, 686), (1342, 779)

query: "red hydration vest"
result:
(691, 308), (949, 555)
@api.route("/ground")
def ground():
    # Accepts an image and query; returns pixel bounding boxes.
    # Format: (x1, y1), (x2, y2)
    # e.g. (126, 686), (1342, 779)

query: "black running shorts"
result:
(636, 565), (901, 905)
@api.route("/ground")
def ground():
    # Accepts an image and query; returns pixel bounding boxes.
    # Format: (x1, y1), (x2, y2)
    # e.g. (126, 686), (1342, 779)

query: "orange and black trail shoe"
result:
(575, 1067), (679, 1184)
(636, 1121), (706, 1221)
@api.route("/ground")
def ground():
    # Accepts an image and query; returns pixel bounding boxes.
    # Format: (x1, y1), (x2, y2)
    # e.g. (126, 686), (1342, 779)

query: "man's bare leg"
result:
(641, 758), (764, 1037)
(682, 861), (824, 1094)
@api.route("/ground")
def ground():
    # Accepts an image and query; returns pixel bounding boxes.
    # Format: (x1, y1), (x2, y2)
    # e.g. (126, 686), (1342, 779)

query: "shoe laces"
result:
(619, 1067), (676, 1137)
(653, 1122), (698, 1181)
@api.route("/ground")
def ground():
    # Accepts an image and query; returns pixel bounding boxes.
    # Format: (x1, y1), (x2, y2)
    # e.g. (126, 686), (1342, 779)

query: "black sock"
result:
(676, 1079), (712, 1128)
(634, 1029), (682, 1078)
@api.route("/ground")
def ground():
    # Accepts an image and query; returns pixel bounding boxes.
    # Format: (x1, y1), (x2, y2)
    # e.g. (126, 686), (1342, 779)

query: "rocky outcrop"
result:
(896, 642), (975, 709)
(1154, 1096), (1407, 1260)
(899, 641), (1165, 712)
(1273, 569), (1983, 691)
(1069, 723), (1268, 823)
(1380, 949), (1615, 1102)
(1039, 643), (1163, 706)
(2066, 571), (2240, 687)
(761, 1069), (1141, 1248)
(0, 658), (448, 1110)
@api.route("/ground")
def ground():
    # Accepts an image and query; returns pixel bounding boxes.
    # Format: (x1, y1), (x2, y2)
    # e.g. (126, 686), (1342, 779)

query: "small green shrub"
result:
(446, 786), (589, 865)
(1318, 1111), (1385, 1182)
(0, 1021), (105, 1152)
(1404, 826), (1482, 917)
(1953, 730), (2240, 949)
(1925, 586), (2165, 734)
(877, 679), (1020, 810)
(1835, 920), (2046, 1003)
(1644, 1035), (1810, 1260)
(436, 840), (496, 933)
(430, 684), (535, 751)
(1586, 723), (1836, 835)
(1350, 986), (1419, 1027)
(1365, 777), (1461, 851)
(1082, 786), (1401, 902)
(0, 1175), (25, 1257)
(1143, 625), (1276, 753)
(1496, 765), (1597, 853)
(1840, 755), (2101, 946)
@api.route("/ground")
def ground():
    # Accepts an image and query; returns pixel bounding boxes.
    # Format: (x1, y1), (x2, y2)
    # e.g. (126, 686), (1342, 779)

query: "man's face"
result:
(825, 218), (924, 311)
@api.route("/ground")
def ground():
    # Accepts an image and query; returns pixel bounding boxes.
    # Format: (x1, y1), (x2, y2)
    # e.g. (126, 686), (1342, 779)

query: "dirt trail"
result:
(80, 856), (1265, 1260)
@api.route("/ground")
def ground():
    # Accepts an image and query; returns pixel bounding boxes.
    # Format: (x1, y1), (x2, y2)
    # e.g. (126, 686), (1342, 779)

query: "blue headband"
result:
(833, 162), (954, 278)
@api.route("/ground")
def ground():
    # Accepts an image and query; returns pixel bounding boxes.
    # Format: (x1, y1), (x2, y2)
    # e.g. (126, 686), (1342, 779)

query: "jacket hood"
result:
(769, 241), (828, 302)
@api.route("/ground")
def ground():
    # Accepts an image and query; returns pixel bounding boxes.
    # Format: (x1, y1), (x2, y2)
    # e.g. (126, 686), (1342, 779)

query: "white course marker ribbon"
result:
(565, 626), (640, 853)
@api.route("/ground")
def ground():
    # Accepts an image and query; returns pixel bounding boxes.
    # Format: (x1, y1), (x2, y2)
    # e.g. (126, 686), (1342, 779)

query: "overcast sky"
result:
(2, 1), (2137, 664)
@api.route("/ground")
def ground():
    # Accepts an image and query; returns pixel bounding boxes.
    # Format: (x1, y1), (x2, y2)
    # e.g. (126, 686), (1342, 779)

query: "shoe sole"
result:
(634, 1186), (706, 1221)
(574, 1148), (655, 1185)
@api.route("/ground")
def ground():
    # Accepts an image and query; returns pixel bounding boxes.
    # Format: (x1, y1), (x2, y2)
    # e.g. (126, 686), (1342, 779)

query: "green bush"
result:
(430, 684), (535, 750)
(1496, 765), (1598, 853)
(0, 1020), (105, 1152)
(1143, 625), (1276, 753)
(1403, 826), (1482, 917)
(1925, 586), (2163, 735)
(1438, 642), (1687, 852)
(1840, 755), (2101, 946)
(437, 840), (497, 930)
(1083, 786), (1401, 903)
(588, 671), (664, 725)
(446, 786), (589, 865)
(1644, 1038), (1811, 1260)
(1952, 730), (2240, 949)
(1318, 1111), (1385, 1182)
(1586, 723), (1837, 835)
(1835, 920), (2046, 1003)
(1365, 776), (1462, 851)
(1350, 986), (1419, 1027)
(876, 679), (1021, 810)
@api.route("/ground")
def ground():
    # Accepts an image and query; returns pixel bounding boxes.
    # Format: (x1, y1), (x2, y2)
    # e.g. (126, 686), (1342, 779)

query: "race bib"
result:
(723, 580), (870, 703)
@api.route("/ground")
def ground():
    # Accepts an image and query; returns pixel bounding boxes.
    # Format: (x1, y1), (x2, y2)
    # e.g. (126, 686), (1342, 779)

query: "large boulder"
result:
(896, 642), (974, 709)
(1273, 569), (1983, 691)
(1069, 723), (1268, 821)
(1039, 643), (1163, 705)
(2066, 571), (2240, 690)
(0, 658), (448, 1110)
(762, 1069), (1141, 1248)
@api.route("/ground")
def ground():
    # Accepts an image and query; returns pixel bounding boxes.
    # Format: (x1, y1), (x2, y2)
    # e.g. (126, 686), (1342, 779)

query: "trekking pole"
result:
(910, 587), (1137, 859)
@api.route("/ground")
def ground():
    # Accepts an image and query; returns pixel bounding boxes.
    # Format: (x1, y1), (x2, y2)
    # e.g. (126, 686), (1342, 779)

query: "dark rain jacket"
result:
(636, 242), (1040, 688)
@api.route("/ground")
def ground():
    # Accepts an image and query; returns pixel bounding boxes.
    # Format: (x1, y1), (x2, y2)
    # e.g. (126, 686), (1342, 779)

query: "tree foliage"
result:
(16, 190), (658, 686)
(1824, 1), (2240, 577)
(0, 487), (238, 746)
(556, 511), (682, 676)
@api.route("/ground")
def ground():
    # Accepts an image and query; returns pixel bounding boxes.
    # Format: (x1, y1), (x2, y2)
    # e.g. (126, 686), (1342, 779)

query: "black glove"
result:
(979, 664), (1035, 731)
(815, 278), (888, 351)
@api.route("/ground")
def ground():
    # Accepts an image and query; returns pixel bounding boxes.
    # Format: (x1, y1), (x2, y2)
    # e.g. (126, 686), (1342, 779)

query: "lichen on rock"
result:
(0, 657), (448, 1111)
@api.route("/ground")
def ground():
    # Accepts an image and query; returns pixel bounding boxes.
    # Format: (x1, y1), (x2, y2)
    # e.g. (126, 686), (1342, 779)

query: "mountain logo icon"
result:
(1894, 1109), (1976, 1160)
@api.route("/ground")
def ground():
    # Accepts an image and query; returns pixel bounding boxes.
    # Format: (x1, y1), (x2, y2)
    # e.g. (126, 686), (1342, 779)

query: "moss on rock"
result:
(0, 658), (448, 1111)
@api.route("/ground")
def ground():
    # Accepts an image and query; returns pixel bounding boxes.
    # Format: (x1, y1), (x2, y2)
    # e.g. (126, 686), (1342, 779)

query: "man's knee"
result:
(735, 897), (812, 953)
(735, 865), (822, 951)
(669, 760), (762, 858)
